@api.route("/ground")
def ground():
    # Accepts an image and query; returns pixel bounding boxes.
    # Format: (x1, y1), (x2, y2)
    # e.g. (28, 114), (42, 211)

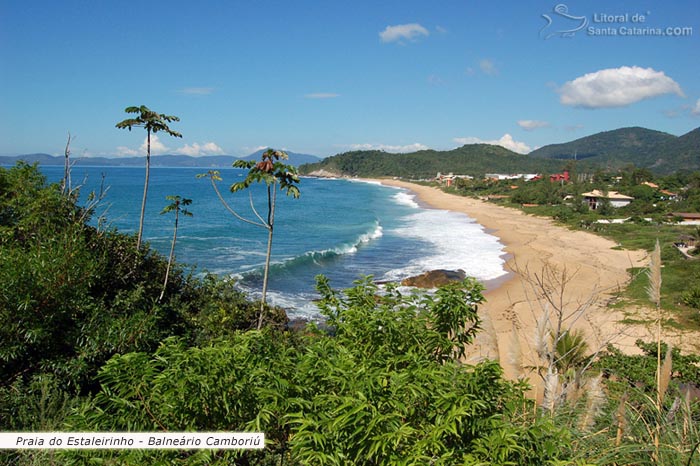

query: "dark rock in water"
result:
(401, 269), (466, 288)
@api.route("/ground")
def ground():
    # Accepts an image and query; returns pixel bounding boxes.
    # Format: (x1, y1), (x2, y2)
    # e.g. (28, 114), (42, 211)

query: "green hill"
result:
(299, 144), (565, 179)
(529, 126), (699, 174)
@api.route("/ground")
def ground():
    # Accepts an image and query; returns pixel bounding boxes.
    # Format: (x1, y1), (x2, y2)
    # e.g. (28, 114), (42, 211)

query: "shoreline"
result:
(375, 179), (652, 376)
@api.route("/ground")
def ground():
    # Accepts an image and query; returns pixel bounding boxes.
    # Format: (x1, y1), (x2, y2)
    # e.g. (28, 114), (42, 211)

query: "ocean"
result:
(38, 165), (507, 319)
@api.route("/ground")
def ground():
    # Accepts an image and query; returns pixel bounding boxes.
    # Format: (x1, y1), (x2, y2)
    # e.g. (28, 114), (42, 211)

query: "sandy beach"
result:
(377, 179), (662, 379)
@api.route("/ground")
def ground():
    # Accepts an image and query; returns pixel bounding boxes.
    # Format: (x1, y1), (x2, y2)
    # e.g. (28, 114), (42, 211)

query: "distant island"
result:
(0, 149), (321, 169)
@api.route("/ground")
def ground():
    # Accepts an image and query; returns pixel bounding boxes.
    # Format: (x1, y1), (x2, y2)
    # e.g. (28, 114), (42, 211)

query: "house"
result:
(436, 172), (473, 187)
(667, 212), (700, 225)
(549, 170), (570, 183)
(659, 189), (678, 201)
(676, 234), (697, 248)
(582, 190), (634, 210)
(527, 171), (570, 183)
(485, 173), (538, 181)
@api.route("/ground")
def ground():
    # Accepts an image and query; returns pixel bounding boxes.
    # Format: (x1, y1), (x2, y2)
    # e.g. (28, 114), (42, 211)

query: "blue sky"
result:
(1, 0), (698, 158)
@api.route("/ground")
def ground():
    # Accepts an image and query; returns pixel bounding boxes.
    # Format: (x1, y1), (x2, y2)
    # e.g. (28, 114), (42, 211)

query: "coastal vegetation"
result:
(1, 162), (699, 464)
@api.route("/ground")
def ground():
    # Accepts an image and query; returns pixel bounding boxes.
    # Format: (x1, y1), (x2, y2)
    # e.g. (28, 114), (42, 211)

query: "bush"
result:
(0, 163), (270, 395)
(682, 287), (700, 309)
(60, 277), (572, 465)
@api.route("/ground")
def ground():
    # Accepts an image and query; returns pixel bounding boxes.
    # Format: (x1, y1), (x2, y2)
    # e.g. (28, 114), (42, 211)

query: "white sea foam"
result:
(346, 178), (383, 186)
(356, 223), (383, 246)
(384, 208), (507, 283)
(392, 191), (420, 209)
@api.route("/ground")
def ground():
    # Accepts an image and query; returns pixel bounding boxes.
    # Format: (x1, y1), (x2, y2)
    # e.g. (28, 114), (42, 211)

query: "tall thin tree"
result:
(159, 195), (192, 302)
(199, 149), (300, 329)
(116, 105), (182, 249)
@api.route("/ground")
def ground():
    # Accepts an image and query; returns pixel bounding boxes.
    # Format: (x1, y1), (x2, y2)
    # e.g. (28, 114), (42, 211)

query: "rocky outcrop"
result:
(401, 269), (466, 288)
(305, 169), (342, 178)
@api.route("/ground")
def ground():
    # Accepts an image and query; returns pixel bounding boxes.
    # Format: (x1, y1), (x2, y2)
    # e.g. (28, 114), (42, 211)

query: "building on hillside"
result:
(530, 170), (571, 183)
(582, 190), (634, 210)
(659, 189), (678, 201)
(676, 234), (697, 248)
(484, 173), (538, 181)
(667, 212), (700, 225)
(435, 172), (473, 187)
(550, 170), (570, 182)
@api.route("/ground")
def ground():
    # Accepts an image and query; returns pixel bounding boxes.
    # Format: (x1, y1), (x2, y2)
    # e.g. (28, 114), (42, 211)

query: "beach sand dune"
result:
(377, 180), (688, 379)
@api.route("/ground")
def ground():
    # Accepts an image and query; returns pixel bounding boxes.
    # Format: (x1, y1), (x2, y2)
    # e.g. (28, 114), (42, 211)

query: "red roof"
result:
(670, 212), (700, 219)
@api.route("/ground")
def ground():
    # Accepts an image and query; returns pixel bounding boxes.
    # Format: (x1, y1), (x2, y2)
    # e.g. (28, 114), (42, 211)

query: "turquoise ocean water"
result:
(39, 165), (507, 319)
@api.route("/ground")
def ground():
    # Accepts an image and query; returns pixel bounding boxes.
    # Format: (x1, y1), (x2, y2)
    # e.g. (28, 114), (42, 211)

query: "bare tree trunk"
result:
(159, 209), (178, 303)
(137, 130), (151, 249)
(257, 185), (277, 330)
(62, 132), (72, 195)
(257, 225), (274, 330)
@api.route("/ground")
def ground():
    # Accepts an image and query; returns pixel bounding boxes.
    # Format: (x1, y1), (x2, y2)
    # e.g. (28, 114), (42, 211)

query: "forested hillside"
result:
(299, 144), (565, 178)
(299, 126), (700, 179)
(530, 126), (700, 174)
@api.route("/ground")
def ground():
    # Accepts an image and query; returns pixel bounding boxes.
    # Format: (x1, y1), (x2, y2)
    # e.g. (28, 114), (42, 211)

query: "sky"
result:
(0, 0), (699, 158)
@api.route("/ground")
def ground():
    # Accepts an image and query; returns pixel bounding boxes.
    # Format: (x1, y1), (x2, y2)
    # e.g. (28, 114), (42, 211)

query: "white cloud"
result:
(304, 93), (340, 99)
(346, 142), (430, 153)
(178, 87), (214, 95)
(379, 23), (429, 43)
(453, 134), (531, 154)
(116, 146), (139, 156)
(479, 59), (498, 76)
(692, 98), (700, 115)
(116, 134), (171, 156)
(175, 142), (225, 157)
(140, 134), (169, 155)
(558, 66), (684, 108)
(517, 120), (550, 131)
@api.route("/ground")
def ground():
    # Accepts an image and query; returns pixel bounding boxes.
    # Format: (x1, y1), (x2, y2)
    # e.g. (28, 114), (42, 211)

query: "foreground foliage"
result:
(59, 277), (569, 465)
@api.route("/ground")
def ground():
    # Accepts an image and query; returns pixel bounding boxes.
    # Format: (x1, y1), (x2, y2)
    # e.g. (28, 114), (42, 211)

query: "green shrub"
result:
(682, 287), (700, 309)
(0, 163), (269, 395)
(60, 277), (572, 465)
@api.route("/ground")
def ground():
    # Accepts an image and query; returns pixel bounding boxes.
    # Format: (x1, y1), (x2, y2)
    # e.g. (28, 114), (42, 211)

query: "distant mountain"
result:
(529, 126), (700, 174)
(0, 150), (321, 169)
(298, 144), (564, 179)
(0, 153), (238, 168)
(0, 153), (62, 165)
